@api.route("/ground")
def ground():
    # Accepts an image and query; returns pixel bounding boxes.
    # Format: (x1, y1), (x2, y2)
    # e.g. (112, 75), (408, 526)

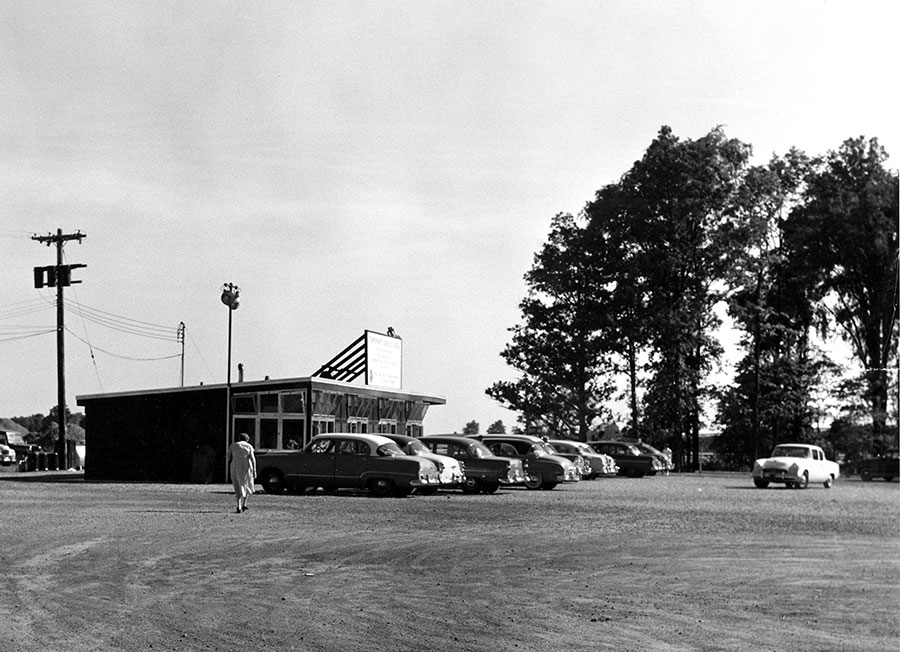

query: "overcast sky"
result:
(1, 0), (897, 434)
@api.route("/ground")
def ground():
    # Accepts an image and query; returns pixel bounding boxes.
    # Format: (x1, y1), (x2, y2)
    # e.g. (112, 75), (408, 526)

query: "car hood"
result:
(759, 456), (804, 469)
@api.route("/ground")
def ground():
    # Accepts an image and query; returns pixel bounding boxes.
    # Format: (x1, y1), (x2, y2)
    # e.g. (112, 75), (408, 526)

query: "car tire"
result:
(753, 478), (769, 489)
(368, 478), (394, 497)
(795, 471), (809, 489)
(823, 476), (834, 489)
(260, 469), (286, 494)
(859, 469), (873, 482)
(539, 482), (558, 491)
(461, 477), (482, 494)
(524, 471), (543, 490)
(481, 482), (500, 494)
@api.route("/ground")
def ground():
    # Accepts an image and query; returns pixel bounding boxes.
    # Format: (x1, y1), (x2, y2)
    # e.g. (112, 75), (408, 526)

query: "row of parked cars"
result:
(255, 432), (673, 498)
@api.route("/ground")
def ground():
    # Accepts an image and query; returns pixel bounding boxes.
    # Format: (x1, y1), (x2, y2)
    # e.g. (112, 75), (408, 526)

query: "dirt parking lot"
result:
(0, 469), (897, 652)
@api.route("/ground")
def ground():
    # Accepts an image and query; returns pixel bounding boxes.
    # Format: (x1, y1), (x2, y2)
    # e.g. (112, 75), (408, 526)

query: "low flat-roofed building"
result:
(76, 377), (445, 483)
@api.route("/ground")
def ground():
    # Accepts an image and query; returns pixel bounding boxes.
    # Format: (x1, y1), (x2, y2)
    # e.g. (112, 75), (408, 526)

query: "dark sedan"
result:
(420, 435), (526, 493)
(587, 440), (656, 478)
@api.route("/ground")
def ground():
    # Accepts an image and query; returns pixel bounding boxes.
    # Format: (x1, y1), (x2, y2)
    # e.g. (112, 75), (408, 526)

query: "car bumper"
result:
(755, 469), (802, 484)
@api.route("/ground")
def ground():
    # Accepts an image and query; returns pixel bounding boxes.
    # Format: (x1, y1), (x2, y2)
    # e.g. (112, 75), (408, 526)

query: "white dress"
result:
(227, 440), (257, 499)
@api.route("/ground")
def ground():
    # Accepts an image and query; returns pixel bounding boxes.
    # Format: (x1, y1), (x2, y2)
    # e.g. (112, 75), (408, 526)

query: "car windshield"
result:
(404, 440), (429, 455)
(376, 442), (404, 457)
(530, 443), (555, 457)
(638, 443), (665, 456)
(771, 446), (811, 458)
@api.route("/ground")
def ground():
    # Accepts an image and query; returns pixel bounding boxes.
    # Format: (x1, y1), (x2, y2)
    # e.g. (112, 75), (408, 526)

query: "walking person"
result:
(227, 433), (257, 513)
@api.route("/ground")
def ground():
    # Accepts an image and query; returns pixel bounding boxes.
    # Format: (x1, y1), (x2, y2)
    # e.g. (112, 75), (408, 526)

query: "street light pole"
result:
(221, 283), (240, 479)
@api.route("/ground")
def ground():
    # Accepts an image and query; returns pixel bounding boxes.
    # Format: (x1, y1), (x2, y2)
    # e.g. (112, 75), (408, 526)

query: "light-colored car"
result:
(547, 439), (616, 479)
(752, 443), (840, 489)
(0, 443), (15, 466)
(380, 434), (466, 493)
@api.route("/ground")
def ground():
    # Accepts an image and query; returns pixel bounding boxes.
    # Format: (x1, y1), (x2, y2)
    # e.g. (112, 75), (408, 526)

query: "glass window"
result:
(259, 419), (278, 449)
(281, 392), (305, 414)
(338, 439), (359, 455)
(282, 419), (305, 450)
(312, 418), (335, 436)
(309, 439), (332, 454)
(312, 391), (343, 416)
(232, 394), (257, 414)
(259, 393), (279, 413)
(233, 418), (256, 445)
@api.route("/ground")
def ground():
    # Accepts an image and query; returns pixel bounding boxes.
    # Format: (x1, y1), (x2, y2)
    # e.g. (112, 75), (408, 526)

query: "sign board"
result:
(365, 330), (402, 389)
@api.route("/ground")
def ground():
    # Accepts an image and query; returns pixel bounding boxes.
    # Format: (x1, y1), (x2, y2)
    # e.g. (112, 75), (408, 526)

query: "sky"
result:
(1, 0), (897, 435)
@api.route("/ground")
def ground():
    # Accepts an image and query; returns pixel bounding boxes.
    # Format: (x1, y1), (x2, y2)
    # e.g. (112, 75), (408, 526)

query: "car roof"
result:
(476, 434), (542, 442)
(312, 433), (396, 446)
(381, 433), (416, 443)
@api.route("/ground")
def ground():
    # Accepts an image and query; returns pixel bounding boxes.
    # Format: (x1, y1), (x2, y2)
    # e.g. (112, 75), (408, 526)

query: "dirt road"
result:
(1, 471), (897, 651)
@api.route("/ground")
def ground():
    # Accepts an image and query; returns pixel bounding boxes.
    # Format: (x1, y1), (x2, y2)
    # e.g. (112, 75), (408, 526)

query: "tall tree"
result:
(718, 151), (816, 460)
(605, 126), (752, 469)
(487, 212), (614, 440)
(784, 137), (899, 439)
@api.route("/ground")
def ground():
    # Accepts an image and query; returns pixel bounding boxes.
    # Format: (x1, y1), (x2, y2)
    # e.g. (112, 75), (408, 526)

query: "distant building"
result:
(77, 376), (445, 483)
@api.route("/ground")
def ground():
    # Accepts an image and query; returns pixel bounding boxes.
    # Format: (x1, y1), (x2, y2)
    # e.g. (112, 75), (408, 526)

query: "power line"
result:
(65, 327), (182, 362)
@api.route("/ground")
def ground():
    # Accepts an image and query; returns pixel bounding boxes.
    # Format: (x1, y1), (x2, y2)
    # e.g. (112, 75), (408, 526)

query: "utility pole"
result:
(32, 228), (86, 470)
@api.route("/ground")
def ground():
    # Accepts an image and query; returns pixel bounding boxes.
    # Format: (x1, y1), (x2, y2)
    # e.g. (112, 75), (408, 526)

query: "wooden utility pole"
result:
(32, 229), (86, 470)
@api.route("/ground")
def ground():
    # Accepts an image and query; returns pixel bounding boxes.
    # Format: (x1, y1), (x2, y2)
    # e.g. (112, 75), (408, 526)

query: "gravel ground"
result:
(1, 468), (898, 652)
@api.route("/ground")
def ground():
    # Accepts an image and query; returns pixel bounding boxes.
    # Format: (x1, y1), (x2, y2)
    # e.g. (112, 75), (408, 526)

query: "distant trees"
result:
(489, 126), (898, 469)
(11, 407), (84, 448)
(462, 420), (480, 435)
(486, 420), (506, 434)
(782, 137), (899, 444)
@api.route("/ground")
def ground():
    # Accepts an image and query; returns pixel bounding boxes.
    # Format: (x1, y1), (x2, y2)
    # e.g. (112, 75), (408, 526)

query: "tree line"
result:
(487, 126), (898, 472)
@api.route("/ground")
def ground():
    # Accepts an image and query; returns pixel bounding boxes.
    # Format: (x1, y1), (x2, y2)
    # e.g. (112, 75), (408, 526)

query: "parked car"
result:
(420, 435), (527, 493)
(752, 443), (840, 489)
(634, 442), (674, 474)
(256, 433), (441, 497)
(379, 433), (466, 493)
(468, 434), (580, 490)
(855, 449), (899, 482)
(587, 440), (656, 478)
(547, 439), (616, 479)
(0, 443), (15, 466)
(0, 431), (38, 461)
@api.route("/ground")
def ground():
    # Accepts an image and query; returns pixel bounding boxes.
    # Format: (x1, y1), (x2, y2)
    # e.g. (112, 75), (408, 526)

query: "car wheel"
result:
(795, 471), (809, 489)
(391, 486), (413, 498)
(753, 478), (769, 489)
(461, 477), (482, 494)
(859, 469), (873, 482)
(368, 478), (394, 497)
(823, 476), (834, 489)
(524, 471), (543, 490)
(260, 469), (285, 494)
(481, 482), (500, 494)
(539, 482), (558, 491)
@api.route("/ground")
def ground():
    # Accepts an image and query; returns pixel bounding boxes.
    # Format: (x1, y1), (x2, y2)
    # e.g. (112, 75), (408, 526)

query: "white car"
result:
(752, 443), (840, 489)
(0, 443), (15, 466)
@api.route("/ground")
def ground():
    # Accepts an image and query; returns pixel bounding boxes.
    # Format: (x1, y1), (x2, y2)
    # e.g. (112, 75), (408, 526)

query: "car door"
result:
(298, 437), (337, 485)
(333, 438), (369, 488)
